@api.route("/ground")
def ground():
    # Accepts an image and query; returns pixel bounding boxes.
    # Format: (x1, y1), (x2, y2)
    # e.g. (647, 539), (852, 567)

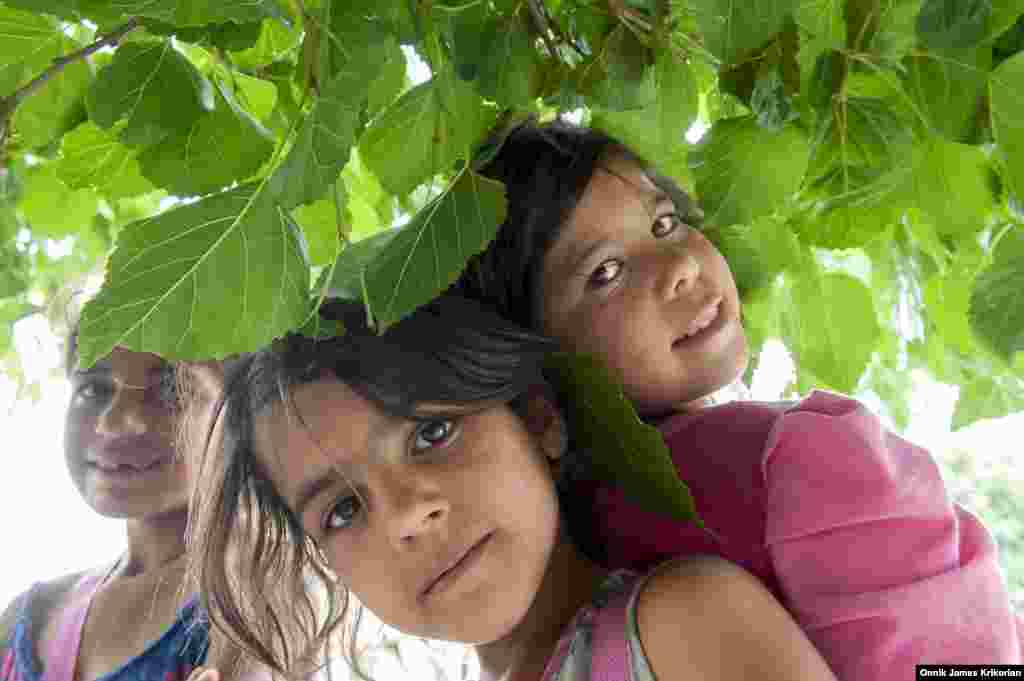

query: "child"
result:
(185, 294), (837, 681)
(0, 336), (214, 681)
(453, 119), (1023, 676)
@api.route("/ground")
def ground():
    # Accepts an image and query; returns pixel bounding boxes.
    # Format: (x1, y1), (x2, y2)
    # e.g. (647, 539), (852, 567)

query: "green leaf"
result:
(269, 30), (394, 209)
(451, 9), (536, 108)
(691, 116), (811, 227)
(900, 138), (996, 239)
(86, 39), (214, 146)
(926, 265), (978, 354)
(360, 77), (497, 196)
(783, 270), (881, 393)
(4, 0), (281, 28)
(77, 182), (310, 367)
(232, 73), (278, 122)
(366, 42), (408, 118)
(57, 122), (156, 200)
(0, 300), (34, 356)
(327, 227), (402, 301)
(543, 351), (701, 526)
(228, 18), (303, 70)
(970, 227), (1024, 359)
(691, 0), (797, 64)
(990, 52), (1024, 201)
(591, 51), (699, 170)
(138, 80), (274, 197)
(586, 26), (656, 111)
(17, 165), (99, 239)
(952, 373), (1024, 428)
(905, 46), (992, 142)
(703, 217), (801, 294)
(859, 0), (925, 59)
(0, 8), (91, 148)
(337, 169), (506, 331)
(916, 0), (992, 50)
(0, 245), (30, 298)
(0, 6), (61, 95)
(291, 180), (347, 267)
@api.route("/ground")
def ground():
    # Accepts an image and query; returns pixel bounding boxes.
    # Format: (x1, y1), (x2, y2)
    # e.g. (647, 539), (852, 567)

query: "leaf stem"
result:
(0, 18), (141, 143)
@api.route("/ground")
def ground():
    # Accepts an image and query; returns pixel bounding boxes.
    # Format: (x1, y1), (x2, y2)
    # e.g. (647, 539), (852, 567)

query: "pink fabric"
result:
(585, 391), (1022, 679)
(40, 574), (103, 681)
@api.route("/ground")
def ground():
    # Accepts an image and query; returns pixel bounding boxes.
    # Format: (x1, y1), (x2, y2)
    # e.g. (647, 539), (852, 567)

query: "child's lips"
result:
(676, 296), (723, 343)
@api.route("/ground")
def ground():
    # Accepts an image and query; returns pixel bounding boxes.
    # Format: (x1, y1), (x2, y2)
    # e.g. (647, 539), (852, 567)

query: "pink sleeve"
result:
(762, 391), (1022, 678)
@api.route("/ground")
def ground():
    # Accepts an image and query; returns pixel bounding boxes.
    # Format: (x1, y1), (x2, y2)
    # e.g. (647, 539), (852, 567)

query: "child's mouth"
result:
(87, 453), (174, 478)
(675, 296), (723, 344)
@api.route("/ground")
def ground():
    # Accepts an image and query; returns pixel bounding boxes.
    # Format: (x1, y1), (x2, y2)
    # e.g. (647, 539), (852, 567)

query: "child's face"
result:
(538, 156), (748, 415)
(65, 346), (188, 519)
(255, 378), (562, 644)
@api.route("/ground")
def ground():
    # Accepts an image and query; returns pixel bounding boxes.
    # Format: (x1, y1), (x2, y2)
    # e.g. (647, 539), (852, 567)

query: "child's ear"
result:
(522, 385), (568, 462)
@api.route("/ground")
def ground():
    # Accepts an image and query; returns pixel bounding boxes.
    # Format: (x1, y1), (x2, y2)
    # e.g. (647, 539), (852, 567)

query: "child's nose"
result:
(380, 474), (451, 547)
(659, 245), (701, 299)
(96, 386), (149, 436)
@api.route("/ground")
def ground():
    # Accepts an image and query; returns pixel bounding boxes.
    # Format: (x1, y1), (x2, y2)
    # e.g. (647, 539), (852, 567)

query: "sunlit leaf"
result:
(57, 122), (155, 200)
(905, 46), (991, 142)
(333, 169), (505, 331)
(17, 165), (99, 239)
(691, 116), (811, 227)
(77, 183), (310, 367)
(291, 179), (347, 267)
(360, 78), (496, 196)
(952, 373), (1024, 428)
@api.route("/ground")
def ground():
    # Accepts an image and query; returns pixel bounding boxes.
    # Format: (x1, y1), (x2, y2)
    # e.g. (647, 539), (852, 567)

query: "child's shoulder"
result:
(0, 570), (90, 649)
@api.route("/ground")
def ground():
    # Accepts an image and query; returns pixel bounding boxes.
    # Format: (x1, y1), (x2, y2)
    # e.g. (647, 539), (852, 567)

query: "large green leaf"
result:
(332, 169), (506, 331)
(691, 116), (811, 227)
(77, 183), (310, 367)
(905, 46), (992, 142)
(138, 80), (274, 197)
(926, 265), (979, 354)
(544, 351), (701, 526)
(17, 165), (99, 239)
(450, 7), (536, 108)
(269, 29), (394, 210)
(228, 18), (303, 71)
(783, 270), (881, 393)
(591, 51), (699, 172)
(57, 122), (156, 200)
(703, 217), (801, 294)
(990, 52), (1024, 201)
(970, 227), (1024, 359)
(291, 179), (347, 268)
(86, 39), (214, 146)
(360, 77), (497, 197)
(691, 0), (797, 65)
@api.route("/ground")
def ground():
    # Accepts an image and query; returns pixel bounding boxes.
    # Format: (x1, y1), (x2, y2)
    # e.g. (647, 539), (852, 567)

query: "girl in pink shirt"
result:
(454, 119), (1022, 677)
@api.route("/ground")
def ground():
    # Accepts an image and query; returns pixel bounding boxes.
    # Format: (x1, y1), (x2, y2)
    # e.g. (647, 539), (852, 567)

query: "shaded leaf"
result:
(990, 52), (1024, 201)
(360, 77), (496, 196)
(77, 183), (310, 367)
(367, 42), (408, 117)
(690, 0), (797, 64)
(703, 217), (801, 294)
(87, 39), (214, 146)
(970, 227), (1024, 359)
(138, 80), (274, 197)
(905, 46), (992, 142)
(334, 170), (505, 331)
(916, 0), (992, 50)
(543, 351), (701, 525)
(2, 0), (280, 28)
(691, 116), (811, 227)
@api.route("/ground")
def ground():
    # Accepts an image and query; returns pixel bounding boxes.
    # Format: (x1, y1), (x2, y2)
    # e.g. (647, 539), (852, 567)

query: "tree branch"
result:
(0, 17), (141, 143)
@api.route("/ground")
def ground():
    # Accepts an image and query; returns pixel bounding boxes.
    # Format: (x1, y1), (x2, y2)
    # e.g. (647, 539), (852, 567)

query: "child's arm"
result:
(637, 556), (838, 680)
(762, 391), (1022, 676)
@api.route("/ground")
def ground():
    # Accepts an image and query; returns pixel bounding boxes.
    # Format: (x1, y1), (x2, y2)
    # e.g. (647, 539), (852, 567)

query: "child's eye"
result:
(588, 259), (623, 288)
(323, 495), (362, 532)
(150, 366), (178, 408)
(73, 380), (112, 405)
(652, 213), (687, 239)
(413, 419), (455, 451)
